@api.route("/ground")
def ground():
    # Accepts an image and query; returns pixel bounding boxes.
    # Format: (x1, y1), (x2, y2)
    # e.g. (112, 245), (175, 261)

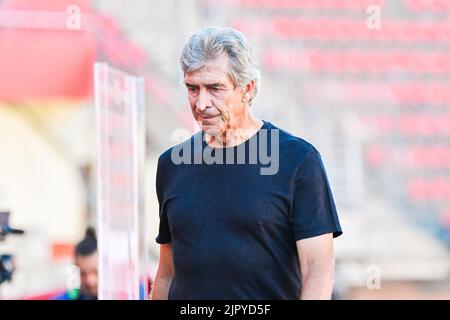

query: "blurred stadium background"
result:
(0, 0), (449, 299)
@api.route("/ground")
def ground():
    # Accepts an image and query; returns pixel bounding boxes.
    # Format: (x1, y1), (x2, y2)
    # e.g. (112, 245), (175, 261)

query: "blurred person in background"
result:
(53, 227), (98, 300)
(152, 26), (342, 300)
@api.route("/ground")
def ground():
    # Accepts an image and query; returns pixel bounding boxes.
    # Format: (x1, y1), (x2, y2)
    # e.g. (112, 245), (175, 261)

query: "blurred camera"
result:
(0, 211), (24, 241)
(0, 254), (14, 285)
(0, 211), (24, 285)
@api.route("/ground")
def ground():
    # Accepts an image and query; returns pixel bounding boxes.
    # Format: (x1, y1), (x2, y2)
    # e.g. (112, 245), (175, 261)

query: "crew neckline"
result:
(202, 120), (269, 150)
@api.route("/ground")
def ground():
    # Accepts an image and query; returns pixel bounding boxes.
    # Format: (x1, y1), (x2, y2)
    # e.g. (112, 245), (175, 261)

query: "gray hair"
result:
(180, 26), (261, 105)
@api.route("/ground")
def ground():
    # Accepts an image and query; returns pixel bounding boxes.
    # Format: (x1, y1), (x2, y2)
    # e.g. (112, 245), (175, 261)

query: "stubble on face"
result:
(184, 56), (244, 141)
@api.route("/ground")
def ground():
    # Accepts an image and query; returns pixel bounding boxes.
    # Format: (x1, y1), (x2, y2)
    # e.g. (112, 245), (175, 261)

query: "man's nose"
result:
(196, 89), (211, 112)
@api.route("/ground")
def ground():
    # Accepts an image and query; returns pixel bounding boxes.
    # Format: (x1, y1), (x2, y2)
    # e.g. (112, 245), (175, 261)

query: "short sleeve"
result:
(155, 156), (172, 244)
(290, 148), (343, 241)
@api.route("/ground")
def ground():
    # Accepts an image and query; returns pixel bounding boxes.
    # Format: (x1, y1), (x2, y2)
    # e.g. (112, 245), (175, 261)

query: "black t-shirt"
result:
(155, 120), (342, 299)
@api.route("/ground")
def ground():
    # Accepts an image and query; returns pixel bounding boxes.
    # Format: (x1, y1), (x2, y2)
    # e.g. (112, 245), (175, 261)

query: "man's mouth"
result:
(198, 115), (219, 122)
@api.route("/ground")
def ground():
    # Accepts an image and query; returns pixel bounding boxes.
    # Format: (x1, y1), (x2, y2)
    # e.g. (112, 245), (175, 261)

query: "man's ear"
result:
(242, 80), (255, 103)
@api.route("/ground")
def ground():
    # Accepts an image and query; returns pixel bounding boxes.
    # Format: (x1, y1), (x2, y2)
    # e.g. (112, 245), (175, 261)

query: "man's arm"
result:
(296, 233), (335, 300)
(150, 243), (174, 300)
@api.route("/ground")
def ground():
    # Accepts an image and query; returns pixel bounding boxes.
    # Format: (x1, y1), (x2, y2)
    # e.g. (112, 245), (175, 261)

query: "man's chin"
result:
(87, 290), (97, 297)
(83, 287), (97, 297)
(201, 125), (222, 137)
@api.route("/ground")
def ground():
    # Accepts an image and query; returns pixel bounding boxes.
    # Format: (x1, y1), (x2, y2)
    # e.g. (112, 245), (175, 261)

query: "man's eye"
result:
(188, 87), (198, 93)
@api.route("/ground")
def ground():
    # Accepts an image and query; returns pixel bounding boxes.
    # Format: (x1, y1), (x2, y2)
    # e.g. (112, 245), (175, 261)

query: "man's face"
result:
(75, 252), (98, 298)
(184, 55), (246, 136)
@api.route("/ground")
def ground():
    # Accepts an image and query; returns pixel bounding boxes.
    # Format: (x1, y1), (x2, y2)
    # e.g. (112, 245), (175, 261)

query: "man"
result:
(152, 26), (342, 300)
(54, 228), (98, 300)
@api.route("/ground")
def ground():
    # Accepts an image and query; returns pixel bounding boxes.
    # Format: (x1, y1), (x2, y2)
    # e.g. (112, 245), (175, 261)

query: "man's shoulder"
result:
(266, 121), (318, 161)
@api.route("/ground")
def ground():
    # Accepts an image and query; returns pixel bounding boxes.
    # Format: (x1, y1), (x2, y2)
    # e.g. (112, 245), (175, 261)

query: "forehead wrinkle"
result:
(184, 55), (235, 87)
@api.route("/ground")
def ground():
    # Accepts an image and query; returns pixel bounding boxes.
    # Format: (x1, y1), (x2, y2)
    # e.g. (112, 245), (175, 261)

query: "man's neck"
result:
(205, 114), (264, 148)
